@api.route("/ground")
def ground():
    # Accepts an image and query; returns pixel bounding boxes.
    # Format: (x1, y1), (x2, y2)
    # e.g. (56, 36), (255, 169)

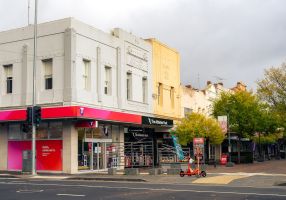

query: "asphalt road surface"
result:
(0, 178), (286, 200)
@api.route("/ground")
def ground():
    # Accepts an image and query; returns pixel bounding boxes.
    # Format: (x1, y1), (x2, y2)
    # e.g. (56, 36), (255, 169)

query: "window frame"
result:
(83, 59), (90, 90)
(127, 72), (132, 100)
(42, 58), (53, 90)
(142, 77), (147, 103)
(158, 83), (163, 105)
(3, 64), (13, 94)
(104, 66), (112, 95)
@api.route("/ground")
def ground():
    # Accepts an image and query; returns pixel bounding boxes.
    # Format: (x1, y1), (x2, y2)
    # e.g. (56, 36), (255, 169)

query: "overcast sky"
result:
(0, 0), (286, 90)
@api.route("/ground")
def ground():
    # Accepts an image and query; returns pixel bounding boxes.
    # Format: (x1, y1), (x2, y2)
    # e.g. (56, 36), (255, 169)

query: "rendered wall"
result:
(147, 39), (181, 120)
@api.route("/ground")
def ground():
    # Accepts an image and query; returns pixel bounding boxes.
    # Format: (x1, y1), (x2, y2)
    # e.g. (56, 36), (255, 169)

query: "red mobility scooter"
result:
(179, 157), (206, 178)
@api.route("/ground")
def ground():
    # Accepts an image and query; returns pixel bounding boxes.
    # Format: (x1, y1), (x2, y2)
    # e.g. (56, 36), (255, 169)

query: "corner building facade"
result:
(0, 18), (173, 174)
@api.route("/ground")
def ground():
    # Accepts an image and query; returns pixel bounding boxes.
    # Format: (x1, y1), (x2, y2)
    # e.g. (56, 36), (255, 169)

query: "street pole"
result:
(31, 0), (38, 175)
(226, 113), (234, 167)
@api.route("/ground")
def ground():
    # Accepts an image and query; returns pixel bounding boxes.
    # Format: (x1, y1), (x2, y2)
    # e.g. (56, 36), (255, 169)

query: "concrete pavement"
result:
(1, 159), (286, 188)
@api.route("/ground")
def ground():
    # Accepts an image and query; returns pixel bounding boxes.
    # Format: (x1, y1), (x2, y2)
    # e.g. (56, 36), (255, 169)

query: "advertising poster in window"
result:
(37, 140), (62, 171)
(8, 140), (62, 171)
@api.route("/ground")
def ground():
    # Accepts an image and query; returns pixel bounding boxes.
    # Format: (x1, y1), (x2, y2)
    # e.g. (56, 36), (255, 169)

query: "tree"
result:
(257, 63), (286, 135)
(212, 90), (277, 163)
(175, 113), (224, 146)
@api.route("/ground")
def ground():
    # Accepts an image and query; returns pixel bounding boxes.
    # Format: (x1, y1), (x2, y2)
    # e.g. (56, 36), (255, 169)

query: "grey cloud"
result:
(1, 0), (286, 90)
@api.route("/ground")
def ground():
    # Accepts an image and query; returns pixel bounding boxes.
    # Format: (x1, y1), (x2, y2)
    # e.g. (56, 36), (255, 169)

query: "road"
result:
(0, 178), (286, 200)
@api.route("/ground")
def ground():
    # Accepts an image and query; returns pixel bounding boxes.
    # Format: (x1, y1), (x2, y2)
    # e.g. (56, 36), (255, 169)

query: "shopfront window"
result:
(36, 122), (63, 140)
(37, 123), (49, 139)
(49, 122), (63, 139)
(8, 124), (21, 140)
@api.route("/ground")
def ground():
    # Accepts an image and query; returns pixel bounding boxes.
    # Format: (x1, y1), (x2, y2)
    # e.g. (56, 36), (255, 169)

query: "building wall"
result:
(0, 125), (8, 170)
(62, 121), (78, 174)
(181, 82), (232, 117)
(146, 39), (181, 121)
(0, 18), (153, 116)
(0, 20), (69, 108)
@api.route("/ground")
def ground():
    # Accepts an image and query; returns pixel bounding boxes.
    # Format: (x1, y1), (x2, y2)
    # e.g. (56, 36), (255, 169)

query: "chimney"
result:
(207, 81), (212, 85)
(218, 82), (223, 86)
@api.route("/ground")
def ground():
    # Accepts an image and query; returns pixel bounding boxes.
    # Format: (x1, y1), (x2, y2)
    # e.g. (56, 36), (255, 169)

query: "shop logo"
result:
(148, 118), (167, 125)
(142, 116), (173, 126)
(80, 107), (84, 116)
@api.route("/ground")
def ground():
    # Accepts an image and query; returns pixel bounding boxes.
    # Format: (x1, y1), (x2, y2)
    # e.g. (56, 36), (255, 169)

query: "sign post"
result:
(193, 138), (204, 173)
(218, 115), (234, 167)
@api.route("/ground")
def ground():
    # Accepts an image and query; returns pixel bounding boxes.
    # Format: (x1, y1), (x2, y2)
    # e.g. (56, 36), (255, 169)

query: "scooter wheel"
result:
(179, 171), (185, 177)
(201, 171), (207, 177)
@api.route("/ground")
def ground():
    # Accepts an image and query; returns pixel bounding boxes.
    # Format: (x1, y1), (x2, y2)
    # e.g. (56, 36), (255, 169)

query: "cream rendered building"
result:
(146, 39), (181, 123)
(181, 81), (247, 161)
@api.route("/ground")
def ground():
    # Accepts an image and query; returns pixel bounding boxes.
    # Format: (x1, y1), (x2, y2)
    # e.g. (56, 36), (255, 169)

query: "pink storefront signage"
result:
(8, 140), (62, 171)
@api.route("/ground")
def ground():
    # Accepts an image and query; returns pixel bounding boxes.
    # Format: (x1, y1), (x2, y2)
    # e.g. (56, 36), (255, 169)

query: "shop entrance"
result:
(78, 140), (115, 171)
(78, 128), (114, 171)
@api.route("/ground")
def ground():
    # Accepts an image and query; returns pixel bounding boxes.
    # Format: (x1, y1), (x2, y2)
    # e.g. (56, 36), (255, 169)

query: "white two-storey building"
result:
(0, 18), (172, 174)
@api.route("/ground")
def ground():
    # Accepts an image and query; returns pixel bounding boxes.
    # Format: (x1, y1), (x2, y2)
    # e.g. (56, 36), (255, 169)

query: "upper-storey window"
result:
(3, 64), (13, 94)
(104, 66), (112, 95)
(158, 83), (163, 106)
(83, 59), (90, 90)
(170, 87), (175, 108)
(42, 59), (53, 90)
(127, 72), (132, 100)
(142, 77), (147, 103)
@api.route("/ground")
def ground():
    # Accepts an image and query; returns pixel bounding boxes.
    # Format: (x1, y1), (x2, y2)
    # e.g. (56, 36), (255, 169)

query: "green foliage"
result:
(213, 91), (257, 136)
(251, 132), (283, 144)
(257, 63), (286, 135)
(175, 113), (225, 146)
(212, 90), (279, 138)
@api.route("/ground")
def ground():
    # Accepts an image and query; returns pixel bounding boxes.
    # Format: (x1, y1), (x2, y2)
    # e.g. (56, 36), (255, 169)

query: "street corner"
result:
(191, 175), (248, 185)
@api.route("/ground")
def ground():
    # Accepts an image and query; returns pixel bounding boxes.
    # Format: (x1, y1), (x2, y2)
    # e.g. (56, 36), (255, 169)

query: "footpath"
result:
(1, 159), (286, 188)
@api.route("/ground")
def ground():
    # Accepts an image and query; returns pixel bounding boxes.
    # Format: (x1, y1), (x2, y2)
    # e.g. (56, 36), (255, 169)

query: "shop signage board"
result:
(75, 120), (98, 128)
(128, 127), (149, 139)
(142, 116), (173, 126)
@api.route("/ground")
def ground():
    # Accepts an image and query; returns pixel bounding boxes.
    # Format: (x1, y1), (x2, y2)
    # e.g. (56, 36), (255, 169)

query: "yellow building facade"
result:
(146, 39), (181, 122)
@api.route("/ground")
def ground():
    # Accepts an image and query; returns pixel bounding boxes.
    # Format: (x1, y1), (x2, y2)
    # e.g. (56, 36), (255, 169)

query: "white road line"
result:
(16, 189), (44, 193)
(57, 194), (85, 197)
(0, 178), (19, 180)
(11, 181), (26, 183)
(2, 182), (286, 197)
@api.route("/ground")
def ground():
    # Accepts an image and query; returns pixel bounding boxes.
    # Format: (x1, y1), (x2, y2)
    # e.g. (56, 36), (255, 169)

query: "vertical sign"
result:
(193, 138), (204, 157)
(171, 135), (185, 161)
(218, 116), (228, 134)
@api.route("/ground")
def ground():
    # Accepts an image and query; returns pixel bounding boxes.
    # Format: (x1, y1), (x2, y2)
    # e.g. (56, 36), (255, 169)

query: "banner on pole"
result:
(218, 115), (228, 134)
(171, 135), (185, 161)
(193, 137), (204, 157)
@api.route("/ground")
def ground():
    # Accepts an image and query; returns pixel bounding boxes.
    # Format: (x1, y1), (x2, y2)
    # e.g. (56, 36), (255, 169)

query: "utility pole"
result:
(32, 0), (38, 175)
(28, 0), (30, 25)
(226, 113), (234, 167)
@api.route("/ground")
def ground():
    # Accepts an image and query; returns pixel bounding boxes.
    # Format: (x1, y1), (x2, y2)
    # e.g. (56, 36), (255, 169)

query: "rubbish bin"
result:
(220, 154), (228, 165)
(22, 150), (32, 172)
